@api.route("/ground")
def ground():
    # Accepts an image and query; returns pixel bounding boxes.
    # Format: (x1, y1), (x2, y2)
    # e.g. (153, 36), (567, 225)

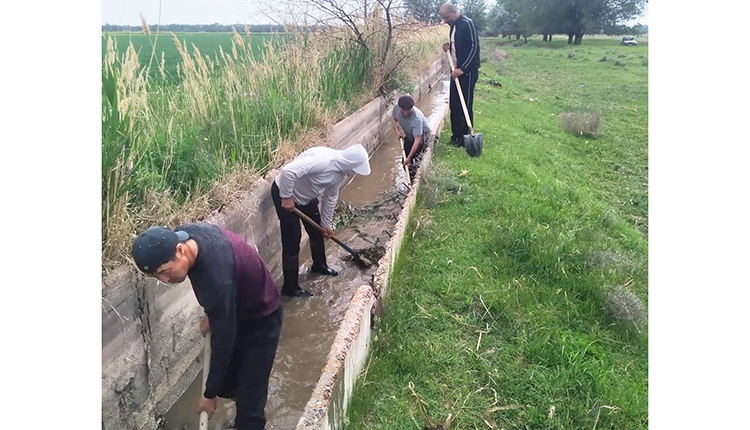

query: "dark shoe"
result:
(311, 264), (338, 276)
(282, 287), (313, 297)
(450, 136), (464, 147)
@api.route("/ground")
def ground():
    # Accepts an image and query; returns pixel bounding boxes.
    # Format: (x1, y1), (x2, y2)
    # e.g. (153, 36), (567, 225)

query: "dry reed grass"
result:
(102, 24), (444, 274)
(606, 282), (647, 331)
(560, 111), (602, 137)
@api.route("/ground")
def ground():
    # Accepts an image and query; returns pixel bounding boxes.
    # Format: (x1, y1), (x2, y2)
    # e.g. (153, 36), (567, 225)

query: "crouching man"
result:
(132, 224), (281, 430)
(391, 94), (432, 182)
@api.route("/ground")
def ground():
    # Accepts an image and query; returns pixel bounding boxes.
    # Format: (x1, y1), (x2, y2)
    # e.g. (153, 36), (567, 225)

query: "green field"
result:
(344, 36), (648, 429)
(101, 32), (278, 82)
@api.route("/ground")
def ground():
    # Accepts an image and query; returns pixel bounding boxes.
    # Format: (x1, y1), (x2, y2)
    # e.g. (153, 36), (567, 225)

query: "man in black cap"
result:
(132, 224), (281, 430)
(391, 94), (432, 182)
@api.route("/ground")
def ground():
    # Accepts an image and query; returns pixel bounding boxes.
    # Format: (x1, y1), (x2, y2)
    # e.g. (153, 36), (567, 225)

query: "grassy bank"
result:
(344, 36), (648, 429)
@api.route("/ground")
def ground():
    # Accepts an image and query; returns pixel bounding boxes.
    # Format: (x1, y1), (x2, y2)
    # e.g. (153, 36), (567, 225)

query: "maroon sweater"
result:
(177, 223), (280, 398)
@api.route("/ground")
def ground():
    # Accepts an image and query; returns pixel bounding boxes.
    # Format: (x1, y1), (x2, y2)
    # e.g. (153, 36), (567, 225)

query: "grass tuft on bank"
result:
(344, 36), (647, 429)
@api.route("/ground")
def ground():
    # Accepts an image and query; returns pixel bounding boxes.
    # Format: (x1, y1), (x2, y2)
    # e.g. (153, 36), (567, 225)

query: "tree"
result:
(501, 0), (646, 44)
(404, 0), (442, 23)
(460, 0), (488, 34)
(485, 2), (506, 36)
(559, 0), (646, 44)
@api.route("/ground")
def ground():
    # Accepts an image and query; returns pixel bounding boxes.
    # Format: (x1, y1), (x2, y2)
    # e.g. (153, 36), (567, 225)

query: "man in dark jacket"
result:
(132, 224), (282, 430)
(440, 2), (481, 147)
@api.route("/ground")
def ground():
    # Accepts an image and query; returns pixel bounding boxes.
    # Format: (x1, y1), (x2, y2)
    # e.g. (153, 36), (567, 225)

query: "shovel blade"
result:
(464, 132), (483, 157)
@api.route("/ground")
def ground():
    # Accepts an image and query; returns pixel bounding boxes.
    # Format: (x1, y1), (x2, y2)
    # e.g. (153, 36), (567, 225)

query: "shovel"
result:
(399, 137), (412, 184)
(291, 207), (372, 267)
(445, 51), (483, 157)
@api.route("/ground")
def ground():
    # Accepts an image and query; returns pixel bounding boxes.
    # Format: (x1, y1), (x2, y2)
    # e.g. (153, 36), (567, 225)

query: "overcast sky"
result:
(102, 0), (648, 26)
(102, 0), (271, 26)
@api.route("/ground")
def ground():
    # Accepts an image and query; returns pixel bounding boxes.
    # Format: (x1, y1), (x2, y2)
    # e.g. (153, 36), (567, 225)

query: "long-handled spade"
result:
(445, 51), (483, 157)
(399, 137), (412, 184)
(199, 332), (211, 430)
(291, 207), (373, 268)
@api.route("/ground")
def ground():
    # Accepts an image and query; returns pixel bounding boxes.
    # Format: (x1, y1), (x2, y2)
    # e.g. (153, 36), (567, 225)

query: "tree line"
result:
(101, 23), (288, 33)
(403, 0), (647, 44)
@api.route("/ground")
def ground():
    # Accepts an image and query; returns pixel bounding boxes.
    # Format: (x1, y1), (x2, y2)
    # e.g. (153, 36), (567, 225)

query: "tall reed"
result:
(102, 25), (443, 271)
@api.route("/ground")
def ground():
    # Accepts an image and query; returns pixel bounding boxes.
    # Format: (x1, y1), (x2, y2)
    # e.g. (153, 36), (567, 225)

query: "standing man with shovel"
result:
(272, 143), (371, 297)
(440, 2), (481, 148)
(131, 224), (282, 430)
(391, 94), (432, 183)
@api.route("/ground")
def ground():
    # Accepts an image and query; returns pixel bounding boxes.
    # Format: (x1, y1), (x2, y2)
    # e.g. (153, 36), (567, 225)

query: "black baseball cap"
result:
(397, 94), (415, 109)
(132, 227), (190, 274)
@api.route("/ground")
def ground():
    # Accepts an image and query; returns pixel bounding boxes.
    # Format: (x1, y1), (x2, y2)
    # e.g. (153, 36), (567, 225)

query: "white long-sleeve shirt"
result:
(275, 146), (367, 228)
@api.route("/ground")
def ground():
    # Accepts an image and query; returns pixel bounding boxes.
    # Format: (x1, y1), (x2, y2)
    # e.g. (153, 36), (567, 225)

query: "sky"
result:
(103, 0), (648, 26)
(102, 0), (270, 26)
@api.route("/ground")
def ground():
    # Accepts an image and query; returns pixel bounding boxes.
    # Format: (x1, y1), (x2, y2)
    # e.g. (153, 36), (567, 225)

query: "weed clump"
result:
(599, 56), (607, 62)
(567, 51), (576, 59)
(607, 284), (647, 326)
(560, 111), (602, 137)
(614, 60), (626, 67)
(491, 49), (508, 75)
(418, 160), (464, 209)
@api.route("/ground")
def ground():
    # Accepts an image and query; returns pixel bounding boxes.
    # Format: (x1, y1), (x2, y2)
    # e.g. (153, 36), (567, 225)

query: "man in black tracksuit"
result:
(440, 2), (481, 147)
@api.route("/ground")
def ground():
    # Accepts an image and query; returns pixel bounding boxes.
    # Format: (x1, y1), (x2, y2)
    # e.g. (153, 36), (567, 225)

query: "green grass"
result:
(101, 32), (278, 82)
(344, 36), (648, 429)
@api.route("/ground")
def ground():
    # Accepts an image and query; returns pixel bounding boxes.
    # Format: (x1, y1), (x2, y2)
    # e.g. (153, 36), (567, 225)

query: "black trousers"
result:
(402, 135), (430, 182)
(271, 182), (327, 291)
(449, 69), (478, 141)
(217, 305), (283, 430)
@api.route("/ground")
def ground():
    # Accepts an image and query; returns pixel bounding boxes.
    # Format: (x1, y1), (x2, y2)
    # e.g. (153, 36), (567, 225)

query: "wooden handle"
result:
(445, 51), (474, 134)
(291, 207), (326, 234)
(399, 137), (411, 183)
(291, 207), (342, 245)
(290, 207), (360, 258)
(199, 332), (211, 429)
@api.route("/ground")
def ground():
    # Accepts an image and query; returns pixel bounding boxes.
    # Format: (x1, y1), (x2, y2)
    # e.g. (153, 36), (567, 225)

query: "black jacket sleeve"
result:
(202, 283), (237, 399)
(456, 16), (481, 72)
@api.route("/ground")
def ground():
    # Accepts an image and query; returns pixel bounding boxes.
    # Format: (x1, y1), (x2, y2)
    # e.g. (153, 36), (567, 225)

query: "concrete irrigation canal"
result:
(101, 57), (450, 430)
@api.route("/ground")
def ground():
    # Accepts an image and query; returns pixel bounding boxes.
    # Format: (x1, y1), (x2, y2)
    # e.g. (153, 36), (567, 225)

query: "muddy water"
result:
(160, 79), (449, 430)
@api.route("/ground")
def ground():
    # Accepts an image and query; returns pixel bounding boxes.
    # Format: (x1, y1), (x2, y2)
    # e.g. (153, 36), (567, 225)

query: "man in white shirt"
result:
(271, 144), (371, 297)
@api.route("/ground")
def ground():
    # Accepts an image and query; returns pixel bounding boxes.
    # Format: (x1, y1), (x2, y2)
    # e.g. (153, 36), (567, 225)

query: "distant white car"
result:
(621, 36), (637, 46)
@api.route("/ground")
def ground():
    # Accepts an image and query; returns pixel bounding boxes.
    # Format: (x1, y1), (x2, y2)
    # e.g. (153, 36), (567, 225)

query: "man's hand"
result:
(442, 42), (451, 52)
(197, 396), (217, 419)
(323, 227), (334, 239)
(281, 197), (295, 211)
(199, 314), (210, 337)
(451, 68), (464, 79)
(402, 156), (412, 167)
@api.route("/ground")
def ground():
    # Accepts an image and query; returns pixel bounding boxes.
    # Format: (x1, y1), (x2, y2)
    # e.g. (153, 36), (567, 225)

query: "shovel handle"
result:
(199, 332), (211, 429)
(445, 51), (475, 135)
(290, 207), (359, 257)
(399, 137), (411, 183)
